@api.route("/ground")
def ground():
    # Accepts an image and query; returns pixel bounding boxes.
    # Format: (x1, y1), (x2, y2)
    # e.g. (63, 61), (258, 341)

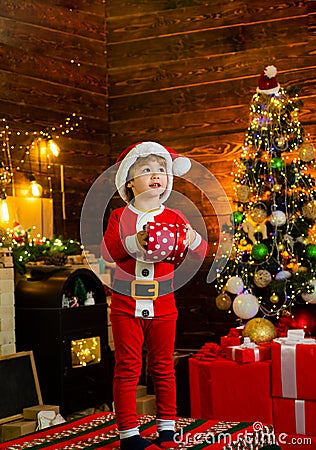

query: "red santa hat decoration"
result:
(257, 65), (280, 95)
(115, 141), (191, 203)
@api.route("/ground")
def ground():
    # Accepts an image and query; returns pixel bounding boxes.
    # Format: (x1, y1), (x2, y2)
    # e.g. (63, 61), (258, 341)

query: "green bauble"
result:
(230, 211), (244, 226)
(271, 157), (284, 170)
(251, 243), (269, 261)
(306, 244), (316, 260)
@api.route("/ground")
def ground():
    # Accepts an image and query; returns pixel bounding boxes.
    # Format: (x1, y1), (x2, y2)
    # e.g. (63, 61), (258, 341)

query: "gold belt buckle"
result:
(131, 280), (159, 301)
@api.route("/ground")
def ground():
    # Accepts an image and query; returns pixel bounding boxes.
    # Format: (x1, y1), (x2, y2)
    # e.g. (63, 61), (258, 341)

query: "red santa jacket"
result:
(101, 203), (208, 317)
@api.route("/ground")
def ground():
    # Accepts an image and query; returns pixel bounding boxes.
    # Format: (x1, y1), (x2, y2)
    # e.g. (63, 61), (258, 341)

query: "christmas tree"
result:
(215, 65), (316, 328)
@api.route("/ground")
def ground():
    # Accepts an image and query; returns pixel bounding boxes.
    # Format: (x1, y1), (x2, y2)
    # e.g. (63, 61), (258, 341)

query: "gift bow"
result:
(227, 328), (240, 337)
(273, 329), (315, 398)
(230, 337), (260, 361)
(241, 337), (257, 348)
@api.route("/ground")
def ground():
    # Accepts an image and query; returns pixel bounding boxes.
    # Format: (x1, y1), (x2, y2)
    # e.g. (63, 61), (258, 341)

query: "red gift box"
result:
(271, 330), (316, 400)
(226, 338), (271, 363)
(189, 356), (214, 419)
(189, 355), (273, 422)
(273, 398), (316, 436)
(220, 328), (243, 349)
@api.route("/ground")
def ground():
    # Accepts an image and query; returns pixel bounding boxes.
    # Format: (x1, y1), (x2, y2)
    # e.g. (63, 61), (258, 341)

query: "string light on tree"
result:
(215, 64), (316, 321)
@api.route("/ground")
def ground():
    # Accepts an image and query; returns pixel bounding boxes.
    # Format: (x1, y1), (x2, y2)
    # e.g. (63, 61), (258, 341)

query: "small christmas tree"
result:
(215, 65), (316, 325)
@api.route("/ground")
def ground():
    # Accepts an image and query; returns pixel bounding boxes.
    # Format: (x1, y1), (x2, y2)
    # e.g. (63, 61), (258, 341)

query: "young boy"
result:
(101, 141), (208, 450)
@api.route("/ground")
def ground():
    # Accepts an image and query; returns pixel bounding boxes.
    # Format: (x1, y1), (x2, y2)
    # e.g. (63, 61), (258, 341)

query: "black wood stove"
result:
(15, 267), (113, 416)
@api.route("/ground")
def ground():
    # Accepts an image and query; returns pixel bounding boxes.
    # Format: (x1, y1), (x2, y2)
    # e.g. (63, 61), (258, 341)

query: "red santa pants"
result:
(111, 314), (177, 431)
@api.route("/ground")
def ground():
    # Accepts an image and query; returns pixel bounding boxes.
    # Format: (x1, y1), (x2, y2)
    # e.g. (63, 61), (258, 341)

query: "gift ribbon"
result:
(230, 346), (260, 361)
(295, 400), (305, 435)
(230, 338), (260, 361)
(274, 330), (315, 398)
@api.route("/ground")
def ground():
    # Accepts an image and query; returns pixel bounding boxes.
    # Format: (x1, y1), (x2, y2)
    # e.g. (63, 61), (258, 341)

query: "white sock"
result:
(119, 427), (139, 440)
(156, 419), (175, 432)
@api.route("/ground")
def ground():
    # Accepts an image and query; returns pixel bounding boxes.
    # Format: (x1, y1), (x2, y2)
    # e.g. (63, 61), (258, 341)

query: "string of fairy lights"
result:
(0, 114), (83, 223)
(214, 86), (316, 320)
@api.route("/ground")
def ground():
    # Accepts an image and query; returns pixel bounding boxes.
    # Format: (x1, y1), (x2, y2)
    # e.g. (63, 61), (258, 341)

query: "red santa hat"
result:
(115, 141), (191, 203)
(257, 65), (280, 95)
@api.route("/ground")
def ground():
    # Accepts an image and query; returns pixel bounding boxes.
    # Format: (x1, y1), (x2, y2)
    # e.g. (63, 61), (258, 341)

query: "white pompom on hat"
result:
(115, 141), (191, 203)
(257, 65), (280, 95)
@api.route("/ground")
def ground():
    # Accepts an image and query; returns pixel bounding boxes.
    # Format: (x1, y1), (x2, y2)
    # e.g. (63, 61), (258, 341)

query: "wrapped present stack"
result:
(189, 324), (316, 444)
(189, 330), (273, 423)
(271, 329), (316, 436)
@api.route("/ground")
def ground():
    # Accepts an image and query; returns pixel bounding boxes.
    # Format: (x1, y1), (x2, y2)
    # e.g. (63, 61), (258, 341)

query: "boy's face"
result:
(127, 157), (168, 199)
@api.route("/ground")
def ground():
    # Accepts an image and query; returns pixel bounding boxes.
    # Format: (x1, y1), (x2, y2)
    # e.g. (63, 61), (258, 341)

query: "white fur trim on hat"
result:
(115, 141), (191, 203)
(257, 65), (280, 95)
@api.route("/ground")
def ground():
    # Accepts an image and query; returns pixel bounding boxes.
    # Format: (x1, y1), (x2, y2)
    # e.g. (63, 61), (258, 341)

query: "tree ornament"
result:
(251, 204), (268, 223)
(270, 293), (279, 304)
(232, 293), (259, 319)
(251, 243), (269, 261)
(302, 279), (316, 303)
(302, 201), (316, 220)
(277, 243), (285, 251)
(299, 143), (315, 162)
(242, 318), (277, 343)
(273, 135), (288, 152)
(275, 270), (291, 280)
(242, 219), (267, 244)
(236, 185), (250, 202)
(230, 210), (244, 226)
(254, 269), (272, 288)
(292, 305), (316, 335)
(306, 244), (316, 260)
(271, 157), (284, 170)
(215, 292), (232, 310)
(272, 183), (282, 193)
(270, 210), (287, 227)
(225, 276), (244, 294)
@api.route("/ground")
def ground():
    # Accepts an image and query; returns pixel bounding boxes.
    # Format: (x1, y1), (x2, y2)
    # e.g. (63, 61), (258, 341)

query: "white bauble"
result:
(302, 279), (316, 304)
(233, 293), (259, 319)
(275, 270), (292, 280)
(225, 276), (244, 294)
(270, 210), (287, 227)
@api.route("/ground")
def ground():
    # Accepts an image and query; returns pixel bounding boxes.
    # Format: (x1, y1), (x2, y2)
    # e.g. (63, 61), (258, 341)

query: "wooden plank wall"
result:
(106, 0), (316, 345)
(0, 0), (108, 238)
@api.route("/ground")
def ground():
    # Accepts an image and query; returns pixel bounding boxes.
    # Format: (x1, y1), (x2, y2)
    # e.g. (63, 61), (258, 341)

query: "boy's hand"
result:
(186, 223), (197, 247)
(137, 230), (149, 250)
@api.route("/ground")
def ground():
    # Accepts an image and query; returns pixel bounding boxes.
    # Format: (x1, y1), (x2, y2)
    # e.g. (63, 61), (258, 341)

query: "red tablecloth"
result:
(0, 412), (279, 449)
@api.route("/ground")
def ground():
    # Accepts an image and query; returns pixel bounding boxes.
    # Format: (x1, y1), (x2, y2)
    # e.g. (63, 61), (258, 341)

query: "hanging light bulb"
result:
(47, 139), (60, 157)
(0, 191), (9, 223)
(32, 137), (60, 157)
(29, 174), (42, 197)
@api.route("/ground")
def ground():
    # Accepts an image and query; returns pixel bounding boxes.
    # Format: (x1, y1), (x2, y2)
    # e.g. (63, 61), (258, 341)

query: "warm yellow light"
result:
(33, 137), (60, 157)
(0, 195), (9, 222)
(30, 180), (42, 197)
(48, 139), (60, 157)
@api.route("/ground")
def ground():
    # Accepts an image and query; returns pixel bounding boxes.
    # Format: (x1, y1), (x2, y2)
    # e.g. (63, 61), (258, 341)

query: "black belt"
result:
(113, 279), (173, 300)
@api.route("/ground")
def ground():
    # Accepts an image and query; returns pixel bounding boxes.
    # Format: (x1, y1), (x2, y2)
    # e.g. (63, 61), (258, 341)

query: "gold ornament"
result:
(251, 204), (268, 223)
(236, 185), (250, 202)
(240, 238), (248, 246)
(270, 293), (279, 304)
(272, 184), (282, 193)
(254, 270), (272, 288)
(299, 143), (315, 162)
(215, 292), (232, 311)
(277, 243), (285, 252)
(242, 318), (277, 343)
(302, 201), (316, 220)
